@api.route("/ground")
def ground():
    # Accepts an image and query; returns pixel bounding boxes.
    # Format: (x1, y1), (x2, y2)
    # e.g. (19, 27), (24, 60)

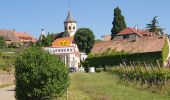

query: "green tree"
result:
(95, 39), (102, 43)
(37, 33), (54, 47)
(146, 16), (163, 35)
(74, 28), (95, 54)
(111, 7), (127, 40)
(15, 48), (69, 100)
(0, 37), (6, 48)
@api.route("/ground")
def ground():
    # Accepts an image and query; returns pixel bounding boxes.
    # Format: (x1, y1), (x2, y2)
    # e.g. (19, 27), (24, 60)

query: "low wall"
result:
(0, 71), (14, 85)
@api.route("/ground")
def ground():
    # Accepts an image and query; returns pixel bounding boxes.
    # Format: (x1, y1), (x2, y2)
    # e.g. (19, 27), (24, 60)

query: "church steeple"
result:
(64, 11), (77, 37)
(64, 11), (77, 23)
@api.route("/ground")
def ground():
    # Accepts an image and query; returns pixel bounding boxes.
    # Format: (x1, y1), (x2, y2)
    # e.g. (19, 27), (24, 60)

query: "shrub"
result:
(162, 38), (169, 64)
(86, 50), (162, 68)
(0, 52), (15, 72)
(15, 47), (69, 100)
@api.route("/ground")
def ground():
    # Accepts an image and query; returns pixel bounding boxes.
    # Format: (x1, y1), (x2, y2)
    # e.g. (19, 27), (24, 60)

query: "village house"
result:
(113, 27), (157, 41)
(91, 27), (170, 66)
(44, 11), (80, 70)
(0, 29), (36, 46)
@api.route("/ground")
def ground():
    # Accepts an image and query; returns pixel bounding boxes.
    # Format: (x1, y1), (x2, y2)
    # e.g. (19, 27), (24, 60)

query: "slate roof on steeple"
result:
(64, 11), (77, 23)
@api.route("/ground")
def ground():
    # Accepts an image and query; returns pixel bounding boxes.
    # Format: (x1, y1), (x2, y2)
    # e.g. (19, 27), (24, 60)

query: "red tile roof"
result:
(91, 35), (168, 55)
(0, 29), (36, 42)
(117, 27), (154, 37)
(15, 32), (37, 42)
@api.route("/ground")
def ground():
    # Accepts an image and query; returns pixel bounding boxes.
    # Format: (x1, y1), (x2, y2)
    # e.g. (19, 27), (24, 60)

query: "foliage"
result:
(0, 37), (7, 48)
(109, 65), (170, 92)
(111, 7), (127, 40)
(146, 16), (163, 35)
(37, 33), (54, 47)
(95, 39), (102, 43)
(0, 52), (15, 72)
(74, 28), (95, 54)
(8, 42), (22, 48)
(15, 47), (69, 100)
(162, 38), (169, 63)
(84, 49), (162, 68)
(66, 72), (170, 100)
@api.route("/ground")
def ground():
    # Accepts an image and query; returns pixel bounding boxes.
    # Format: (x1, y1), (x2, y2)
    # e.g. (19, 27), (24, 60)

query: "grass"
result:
(62, 72), (170, 100)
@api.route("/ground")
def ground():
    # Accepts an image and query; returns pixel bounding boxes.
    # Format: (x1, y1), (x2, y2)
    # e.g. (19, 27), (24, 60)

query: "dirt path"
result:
(0, 85), (15, 100)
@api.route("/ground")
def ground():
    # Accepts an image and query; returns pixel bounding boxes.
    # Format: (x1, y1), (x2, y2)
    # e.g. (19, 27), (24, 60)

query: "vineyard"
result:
(107, 61), (170, 93)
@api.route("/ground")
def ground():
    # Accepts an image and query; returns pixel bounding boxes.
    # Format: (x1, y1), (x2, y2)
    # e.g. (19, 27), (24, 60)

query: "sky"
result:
(0, 0), (170, 39)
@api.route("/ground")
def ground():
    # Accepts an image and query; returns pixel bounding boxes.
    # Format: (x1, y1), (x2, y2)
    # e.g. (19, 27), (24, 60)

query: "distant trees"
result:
(95, 39), (102, 43)
(0, 37), (6, 48)
(74, 28), (95, 54)
(15, 48), (69, 100)
(36, 33), (54, 47)
(111, 7), (127, 40)
(146, 16), (163, 35)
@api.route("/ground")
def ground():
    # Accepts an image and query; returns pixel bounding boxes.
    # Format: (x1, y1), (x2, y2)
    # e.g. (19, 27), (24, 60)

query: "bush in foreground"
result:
(15, 48), (69, 100)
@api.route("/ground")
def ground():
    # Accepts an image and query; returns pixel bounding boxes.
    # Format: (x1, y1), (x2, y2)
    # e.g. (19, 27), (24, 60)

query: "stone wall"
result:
(0, 71), (14, 85)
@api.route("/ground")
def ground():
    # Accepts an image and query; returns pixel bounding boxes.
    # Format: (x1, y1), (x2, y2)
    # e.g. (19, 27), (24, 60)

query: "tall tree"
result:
(146, 16), (163, 35)
(111, 7), (127, 40)
(74, 28), (95, 54)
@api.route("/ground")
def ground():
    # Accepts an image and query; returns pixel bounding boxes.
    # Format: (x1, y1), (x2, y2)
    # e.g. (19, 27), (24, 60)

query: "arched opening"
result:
(69, 26), (71, 30)
(73, 26), (75, 30)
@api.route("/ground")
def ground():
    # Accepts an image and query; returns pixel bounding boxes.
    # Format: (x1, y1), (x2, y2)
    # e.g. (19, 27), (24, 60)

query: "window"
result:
(73, 26), (75, 30)
(69, 26), (71, 30)
(123, 35), (129, 39)
(65, 27), (67, 30)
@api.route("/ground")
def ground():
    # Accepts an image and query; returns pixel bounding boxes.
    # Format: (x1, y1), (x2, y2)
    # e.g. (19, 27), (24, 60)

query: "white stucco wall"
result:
(64, 22), (77, 37)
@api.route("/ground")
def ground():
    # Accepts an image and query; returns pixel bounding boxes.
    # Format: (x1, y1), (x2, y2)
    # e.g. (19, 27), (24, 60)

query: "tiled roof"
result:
(0, 29), (36, 42)
(117, 27), (144, 37)
(91, 35), (167, 55)
(52, 32), (64, 40)
(15, 32), (36, 42)
(0, 29), (20, 42)
(64, 11), (77, 23)
(52, 37), (74, 47)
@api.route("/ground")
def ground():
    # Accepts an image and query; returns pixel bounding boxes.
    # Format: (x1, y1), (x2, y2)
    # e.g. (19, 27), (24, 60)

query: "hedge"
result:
(84, 51), (162, 67)
(84, 38), (169, 68)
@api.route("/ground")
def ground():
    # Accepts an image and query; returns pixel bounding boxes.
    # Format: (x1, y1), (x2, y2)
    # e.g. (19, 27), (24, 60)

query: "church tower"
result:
(64, 11), (77, 37)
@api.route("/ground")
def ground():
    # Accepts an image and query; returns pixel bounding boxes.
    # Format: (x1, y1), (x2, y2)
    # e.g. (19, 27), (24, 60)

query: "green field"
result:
(64, 72), (170, 100)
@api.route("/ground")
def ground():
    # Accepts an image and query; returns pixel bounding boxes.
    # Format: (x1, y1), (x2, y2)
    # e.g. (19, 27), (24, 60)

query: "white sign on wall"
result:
(44, 47), (74, 54)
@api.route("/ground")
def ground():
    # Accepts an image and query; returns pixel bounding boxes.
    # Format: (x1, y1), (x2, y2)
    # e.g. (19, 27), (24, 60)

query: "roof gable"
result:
(117, 27), (143, 37)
